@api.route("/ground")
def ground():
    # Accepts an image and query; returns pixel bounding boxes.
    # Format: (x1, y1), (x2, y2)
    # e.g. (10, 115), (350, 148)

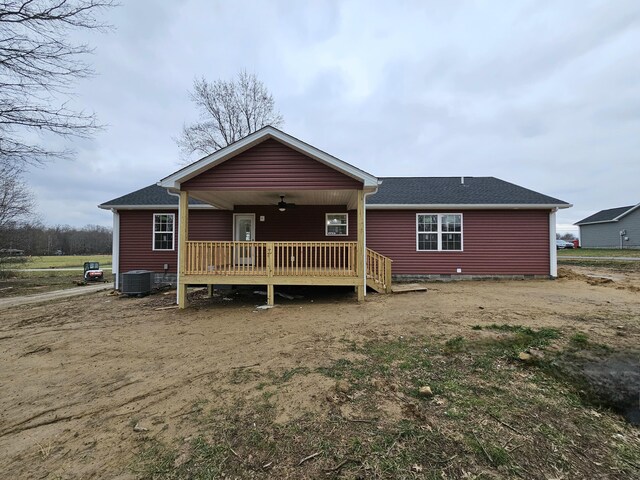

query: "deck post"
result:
(266, 242), (275, 305)
(207, 284), (213, 297)
(178, 191), (189, 309)
(384, 257), (393, 294)
(267, 284), (274, 306)
(356, 189), (365, 302)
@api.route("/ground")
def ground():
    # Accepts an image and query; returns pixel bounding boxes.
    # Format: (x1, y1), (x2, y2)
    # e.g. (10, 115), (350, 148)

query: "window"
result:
(153, 213), (175, 250)
(326, 213), (348, 236)
(417, 213), (462, 251)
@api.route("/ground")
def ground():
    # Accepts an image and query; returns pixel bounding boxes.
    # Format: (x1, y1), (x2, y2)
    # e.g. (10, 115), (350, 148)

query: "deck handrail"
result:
(183, 241), (358, 277)
(366, 248), (392, 293)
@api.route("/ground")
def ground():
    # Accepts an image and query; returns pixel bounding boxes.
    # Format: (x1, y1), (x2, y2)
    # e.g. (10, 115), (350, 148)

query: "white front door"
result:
(233, 214), (255, 265)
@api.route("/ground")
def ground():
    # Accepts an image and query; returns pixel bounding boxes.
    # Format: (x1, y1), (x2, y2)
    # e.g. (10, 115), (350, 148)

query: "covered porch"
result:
(175, 189), (391, 309)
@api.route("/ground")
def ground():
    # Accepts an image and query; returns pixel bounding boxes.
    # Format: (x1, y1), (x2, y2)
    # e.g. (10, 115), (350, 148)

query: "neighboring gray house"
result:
(575, 203), (640, 248)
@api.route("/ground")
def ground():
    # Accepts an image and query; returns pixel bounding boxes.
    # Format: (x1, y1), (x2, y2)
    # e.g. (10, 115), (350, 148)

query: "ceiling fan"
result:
(277, 195), (296, 211)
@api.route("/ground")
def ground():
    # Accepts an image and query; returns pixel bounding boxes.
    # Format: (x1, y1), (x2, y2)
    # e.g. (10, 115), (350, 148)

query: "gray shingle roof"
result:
(99, 184), (205, 208)
(575, 205), (636, 225)
(100, 177), (569, 208)
(370, 177), (569, 206)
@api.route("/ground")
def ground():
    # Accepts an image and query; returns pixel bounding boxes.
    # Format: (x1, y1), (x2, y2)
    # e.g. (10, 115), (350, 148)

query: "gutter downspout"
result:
(167, 189), (181, 304)
(111, 209), (120, 290)
(363, 182), (380, 296)
(549, 208), (558, 278)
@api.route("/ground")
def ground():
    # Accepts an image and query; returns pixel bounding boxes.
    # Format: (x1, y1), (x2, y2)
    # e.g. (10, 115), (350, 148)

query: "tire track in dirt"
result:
(0, 369), (223, 437)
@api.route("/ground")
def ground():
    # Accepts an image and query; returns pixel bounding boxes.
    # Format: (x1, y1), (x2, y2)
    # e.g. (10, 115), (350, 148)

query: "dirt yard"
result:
(1, 266), (639, 479)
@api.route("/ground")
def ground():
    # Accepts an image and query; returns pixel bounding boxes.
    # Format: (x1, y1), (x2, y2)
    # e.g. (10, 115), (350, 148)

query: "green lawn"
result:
(558, 248), (638, 257)
(5, 254), (112, 269)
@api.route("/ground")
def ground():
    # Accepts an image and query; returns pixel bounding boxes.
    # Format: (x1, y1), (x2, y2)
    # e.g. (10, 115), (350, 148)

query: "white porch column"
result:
(549, 209), (557, 278)
(111, 209), (120, 289)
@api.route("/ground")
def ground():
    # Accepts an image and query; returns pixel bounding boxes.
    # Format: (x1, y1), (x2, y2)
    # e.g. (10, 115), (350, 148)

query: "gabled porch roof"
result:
(158, 126), (379, 191)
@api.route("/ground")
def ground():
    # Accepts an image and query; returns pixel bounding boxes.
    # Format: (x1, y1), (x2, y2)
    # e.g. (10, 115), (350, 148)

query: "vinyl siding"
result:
(234, 205), (356, 241)
(182, 138), (363, 190)
(366, 209), (550, 275)
(579, 208), (640, 248)
(118, 210), (232, 275)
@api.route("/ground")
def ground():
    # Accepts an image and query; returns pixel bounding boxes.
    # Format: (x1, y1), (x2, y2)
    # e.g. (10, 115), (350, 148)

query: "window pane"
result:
(327, 214), (347, 225)
(417, 215), (437, 232)
(441, 233), (461, 250)
(418, 233), (438, 250)
(327, 225), (347, 235)
(441, 214), (461, 232)
(154, 233), (173, 250)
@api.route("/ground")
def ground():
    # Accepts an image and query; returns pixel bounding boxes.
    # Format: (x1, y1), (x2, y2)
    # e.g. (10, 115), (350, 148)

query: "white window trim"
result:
(416, 213), (464, 252)
(152, 213), (176, 251)
(325, 213), (349, 236)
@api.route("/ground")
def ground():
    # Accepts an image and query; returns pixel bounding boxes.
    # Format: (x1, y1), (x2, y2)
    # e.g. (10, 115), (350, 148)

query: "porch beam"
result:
(178, 191), (189, 309)
(356, 189), (365, 302)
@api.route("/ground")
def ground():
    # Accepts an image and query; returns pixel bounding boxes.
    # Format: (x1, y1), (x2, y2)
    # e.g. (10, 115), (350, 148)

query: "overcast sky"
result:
(26, 0), (640, 235)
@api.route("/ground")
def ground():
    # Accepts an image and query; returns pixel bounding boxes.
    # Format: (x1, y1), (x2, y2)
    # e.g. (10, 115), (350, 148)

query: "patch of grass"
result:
(570, 332), (589, 347)
(558, 259), (640, 273)
(316, 358), (353, 379)
(483, 324), (560, 357)
(10, 254), (112, 269)
(468, 434), (510, 467)
(0, 270), (111, 297)
(444, 335), (466, 353)
(278, 366), (310, 383)
(135, 438), (176, 477)
(557, 248), (634, 258)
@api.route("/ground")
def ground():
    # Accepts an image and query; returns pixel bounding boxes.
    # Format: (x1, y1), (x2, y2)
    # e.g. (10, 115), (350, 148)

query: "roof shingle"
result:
(575, 205), (636, 225)
(370, 177), (568, 206)
(99, 184), (205, 208)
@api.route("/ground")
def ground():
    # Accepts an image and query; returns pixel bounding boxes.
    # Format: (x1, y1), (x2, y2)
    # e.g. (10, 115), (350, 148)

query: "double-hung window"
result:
(153, 213), (175, 250)
(326, 213), (348, 236)
(417, 213), (462, 251)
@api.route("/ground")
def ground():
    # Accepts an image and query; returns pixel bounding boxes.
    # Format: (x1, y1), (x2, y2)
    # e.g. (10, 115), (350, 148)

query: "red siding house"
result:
(99, 127), (571, 308)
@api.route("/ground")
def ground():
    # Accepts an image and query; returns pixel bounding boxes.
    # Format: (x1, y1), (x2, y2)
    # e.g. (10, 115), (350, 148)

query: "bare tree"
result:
(177, 71), (284, 161)
(0, 0), (115, 168)
(0, 166), (35, 231)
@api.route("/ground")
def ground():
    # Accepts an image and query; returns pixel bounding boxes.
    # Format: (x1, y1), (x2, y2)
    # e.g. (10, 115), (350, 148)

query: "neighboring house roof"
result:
(575, 203), (640, 226)
(158, 126), (379, 190)
(368, 177), (570, 209)
(100, 177), (570, 210)
(99, 184), (210, 209)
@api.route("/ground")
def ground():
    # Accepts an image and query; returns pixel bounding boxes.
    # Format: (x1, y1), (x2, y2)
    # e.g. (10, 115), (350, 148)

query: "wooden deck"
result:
(179, 241), (392, 304)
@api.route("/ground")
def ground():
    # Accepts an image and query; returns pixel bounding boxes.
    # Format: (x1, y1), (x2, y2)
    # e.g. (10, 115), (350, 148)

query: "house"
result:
(99, 127), (571, 308)
(575, 203), (640, 248)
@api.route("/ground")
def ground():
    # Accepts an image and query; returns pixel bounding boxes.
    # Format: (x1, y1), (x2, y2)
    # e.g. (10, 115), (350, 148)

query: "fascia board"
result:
(366, 203), (572, 210)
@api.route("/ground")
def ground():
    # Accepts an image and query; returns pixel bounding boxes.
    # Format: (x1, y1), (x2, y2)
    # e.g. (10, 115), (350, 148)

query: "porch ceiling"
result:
(186, 189), (359, 210)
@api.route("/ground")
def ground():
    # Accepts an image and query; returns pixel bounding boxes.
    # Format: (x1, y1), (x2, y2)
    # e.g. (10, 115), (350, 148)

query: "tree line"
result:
(0, 223), (111, 256)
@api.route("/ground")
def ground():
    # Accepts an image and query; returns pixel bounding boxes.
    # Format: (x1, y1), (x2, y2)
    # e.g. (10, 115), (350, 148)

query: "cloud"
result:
(22, 0), (640, 230)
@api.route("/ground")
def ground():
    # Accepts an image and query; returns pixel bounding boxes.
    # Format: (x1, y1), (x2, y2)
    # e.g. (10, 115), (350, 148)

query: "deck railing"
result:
(366, 248), (393, 293)
(184, 241), (358, 277)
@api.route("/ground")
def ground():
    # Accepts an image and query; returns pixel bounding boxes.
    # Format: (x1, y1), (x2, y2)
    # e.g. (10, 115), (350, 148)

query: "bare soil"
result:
(0, 266), (639, 479)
